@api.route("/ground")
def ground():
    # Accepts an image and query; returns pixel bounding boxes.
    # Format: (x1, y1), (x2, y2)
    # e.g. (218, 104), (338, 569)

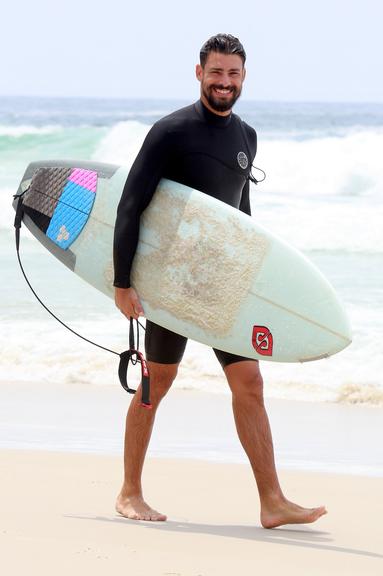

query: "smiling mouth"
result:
(212, 86), (233, 96)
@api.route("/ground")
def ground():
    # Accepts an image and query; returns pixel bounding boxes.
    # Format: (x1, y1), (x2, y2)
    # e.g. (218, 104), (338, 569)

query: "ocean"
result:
(1, 96), (383, 405)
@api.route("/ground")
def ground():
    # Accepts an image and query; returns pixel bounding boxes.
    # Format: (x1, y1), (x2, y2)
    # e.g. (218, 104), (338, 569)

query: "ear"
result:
(242, 67), (246, 82)
(196, 64), (203, 81)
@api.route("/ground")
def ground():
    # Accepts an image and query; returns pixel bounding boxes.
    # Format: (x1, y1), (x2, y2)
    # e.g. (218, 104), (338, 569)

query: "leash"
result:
(13, 191), (151, 408)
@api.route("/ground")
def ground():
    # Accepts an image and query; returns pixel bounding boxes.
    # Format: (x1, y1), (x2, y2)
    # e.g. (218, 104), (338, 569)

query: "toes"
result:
(313, 506), (327, 519)
(120, 507), (167, 521)
(149, 511), (167, 521)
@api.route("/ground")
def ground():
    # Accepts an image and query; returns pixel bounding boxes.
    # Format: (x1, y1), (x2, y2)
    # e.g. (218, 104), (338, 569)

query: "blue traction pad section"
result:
(46, 181), (96, 250)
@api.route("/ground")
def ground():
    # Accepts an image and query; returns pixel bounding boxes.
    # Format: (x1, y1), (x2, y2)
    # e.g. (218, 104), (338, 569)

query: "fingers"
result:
(130, 305), (141, 320)
(129, 292), (144, 320)
(114, 287), (144, 320)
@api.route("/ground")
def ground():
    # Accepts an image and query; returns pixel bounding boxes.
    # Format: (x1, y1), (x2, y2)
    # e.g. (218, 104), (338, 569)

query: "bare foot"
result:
(261, 497), (327, 529)
(116, 494), (167, 521)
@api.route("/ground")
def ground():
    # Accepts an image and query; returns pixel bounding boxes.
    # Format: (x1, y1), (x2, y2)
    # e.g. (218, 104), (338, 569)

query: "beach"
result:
(1, 452), (383, 575)
(1, 382), (383, 575)
(0, 385), (383, 576)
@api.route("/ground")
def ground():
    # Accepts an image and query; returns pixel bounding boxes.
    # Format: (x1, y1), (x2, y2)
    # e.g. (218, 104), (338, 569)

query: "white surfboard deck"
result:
(14, 160), (352, 362)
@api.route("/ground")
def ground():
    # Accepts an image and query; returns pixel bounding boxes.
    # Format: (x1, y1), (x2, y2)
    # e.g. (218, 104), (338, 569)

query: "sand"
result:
(1, 380), (382, 574)
(1, 450), (382, 576)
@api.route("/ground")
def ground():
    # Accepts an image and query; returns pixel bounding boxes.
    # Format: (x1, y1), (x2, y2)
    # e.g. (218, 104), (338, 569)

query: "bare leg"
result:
(116, 361), (178, 521)
(224, 361), (327, 528)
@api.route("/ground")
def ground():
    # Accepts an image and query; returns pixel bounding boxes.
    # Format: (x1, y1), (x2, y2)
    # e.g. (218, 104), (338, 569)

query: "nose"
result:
(220, 72), (231, 86)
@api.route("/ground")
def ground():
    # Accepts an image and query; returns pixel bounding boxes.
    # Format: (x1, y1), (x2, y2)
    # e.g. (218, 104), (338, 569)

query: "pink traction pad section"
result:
(68, 168), (97, 193)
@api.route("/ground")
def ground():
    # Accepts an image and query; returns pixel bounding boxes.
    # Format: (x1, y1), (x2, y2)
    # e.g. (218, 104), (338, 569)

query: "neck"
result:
(200, 94), (232, 117)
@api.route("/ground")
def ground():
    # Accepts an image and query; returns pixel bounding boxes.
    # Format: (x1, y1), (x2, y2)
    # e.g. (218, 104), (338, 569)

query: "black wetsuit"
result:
(113, 100), (258, 367)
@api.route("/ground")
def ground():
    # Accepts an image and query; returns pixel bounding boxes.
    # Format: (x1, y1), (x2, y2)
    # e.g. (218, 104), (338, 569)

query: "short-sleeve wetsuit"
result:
(113, 99), (258, 367)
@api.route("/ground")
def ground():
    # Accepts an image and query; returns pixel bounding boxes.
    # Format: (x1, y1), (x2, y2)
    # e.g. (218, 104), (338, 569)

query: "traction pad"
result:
(23, 167), (97, 249)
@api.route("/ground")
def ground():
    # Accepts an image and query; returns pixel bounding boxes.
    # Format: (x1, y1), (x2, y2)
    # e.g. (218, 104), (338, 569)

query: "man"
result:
(113, 34), (327, 528)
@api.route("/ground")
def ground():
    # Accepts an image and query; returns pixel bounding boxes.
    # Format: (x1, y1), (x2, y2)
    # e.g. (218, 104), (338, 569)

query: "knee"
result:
(230, 371), (265, 406)
(149, 363), (178, 403)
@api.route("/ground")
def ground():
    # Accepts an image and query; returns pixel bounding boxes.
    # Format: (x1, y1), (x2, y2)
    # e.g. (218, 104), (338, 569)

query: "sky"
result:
(1, 0), (382, 102)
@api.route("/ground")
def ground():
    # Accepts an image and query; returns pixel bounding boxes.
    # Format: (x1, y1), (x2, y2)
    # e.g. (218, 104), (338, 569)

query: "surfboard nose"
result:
(303, 308), (352, 362)
(293, 279), (353, 362)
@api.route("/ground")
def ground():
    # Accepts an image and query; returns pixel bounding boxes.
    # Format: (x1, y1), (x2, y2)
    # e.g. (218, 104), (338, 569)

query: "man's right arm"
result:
(113, 121), (170, 317)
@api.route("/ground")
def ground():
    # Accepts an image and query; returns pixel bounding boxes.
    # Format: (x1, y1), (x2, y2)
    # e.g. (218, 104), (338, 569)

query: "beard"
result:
(202, 83), (242, 113)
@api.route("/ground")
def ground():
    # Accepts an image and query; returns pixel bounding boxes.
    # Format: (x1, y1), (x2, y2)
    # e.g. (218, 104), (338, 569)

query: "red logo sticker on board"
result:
(252, 326), (273, 356)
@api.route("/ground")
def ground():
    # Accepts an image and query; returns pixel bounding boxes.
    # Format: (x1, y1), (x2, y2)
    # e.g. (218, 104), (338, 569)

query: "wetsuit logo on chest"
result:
(237, 151), (248, 170)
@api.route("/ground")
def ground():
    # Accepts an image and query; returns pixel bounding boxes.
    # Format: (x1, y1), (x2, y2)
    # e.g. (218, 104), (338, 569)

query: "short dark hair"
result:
(199, 34), (246, 67)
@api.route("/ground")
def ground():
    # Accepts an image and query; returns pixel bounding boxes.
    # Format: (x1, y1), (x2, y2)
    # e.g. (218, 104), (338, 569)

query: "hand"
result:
(115, 287), (144, 320)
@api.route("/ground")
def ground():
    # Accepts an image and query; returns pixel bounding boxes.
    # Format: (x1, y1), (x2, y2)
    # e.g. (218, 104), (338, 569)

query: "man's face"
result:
(196, 52), (246, 116)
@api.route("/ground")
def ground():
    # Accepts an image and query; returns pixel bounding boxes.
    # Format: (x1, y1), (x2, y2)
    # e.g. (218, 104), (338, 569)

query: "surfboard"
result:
(13, 159), (352, 362)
